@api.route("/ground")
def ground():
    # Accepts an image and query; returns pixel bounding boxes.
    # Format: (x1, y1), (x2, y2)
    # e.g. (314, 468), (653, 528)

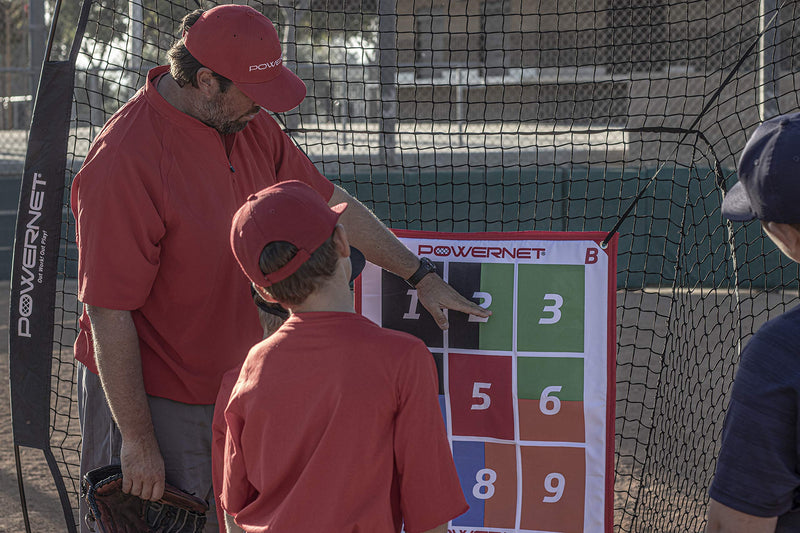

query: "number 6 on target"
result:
(539, 385), (562, 415)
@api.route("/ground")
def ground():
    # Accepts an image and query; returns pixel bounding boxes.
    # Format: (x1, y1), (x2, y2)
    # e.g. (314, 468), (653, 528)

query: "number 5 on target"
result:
(471, 382), (491, 410)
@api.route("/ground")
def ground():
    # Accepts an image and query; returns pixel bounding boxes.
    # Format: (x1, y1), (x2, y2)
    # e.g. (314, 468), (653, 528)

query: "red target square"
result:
(448, 353), (514, 440)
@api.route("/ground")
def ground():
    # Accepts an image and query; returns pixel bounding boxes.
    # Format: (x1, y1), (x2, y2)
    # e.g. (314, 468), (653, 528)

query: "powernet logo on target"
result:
(16, 172), (48, 338)
(418, 242), (547, 260)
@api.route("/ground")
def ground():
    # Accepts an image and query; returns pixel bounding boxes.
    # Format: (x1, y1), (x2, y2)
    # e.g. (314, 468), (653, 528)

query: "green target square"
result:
(477, 263), (515, 351)
(517, 357), (584, 402)
(517, 264), (584, 352)
(449, 262), (514, 351)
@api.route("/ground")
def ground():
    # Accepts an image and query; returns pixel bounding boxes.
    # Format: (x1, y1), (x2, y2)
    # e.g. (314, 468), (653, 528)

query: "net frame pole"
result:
(127, 0), (144, 75)
(378, 0), (399, 168)
(10, 0), (91, 529)
(14, 444), (32, 533)
(28, 0), (46, 101)
(759, 0), (779, 120)
(278, 1), (305, 133)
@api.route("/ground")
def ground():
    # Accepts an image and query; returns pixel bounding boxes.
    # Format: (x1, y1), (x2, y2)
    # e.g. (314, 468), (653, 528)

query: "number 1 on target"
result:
(403, 289), (420, 319)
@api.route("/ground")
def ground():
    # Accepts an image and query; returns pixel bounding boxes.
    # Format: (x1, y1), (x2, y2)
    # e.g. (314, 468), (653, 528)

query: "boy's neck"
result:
(288, 261), (355, 315)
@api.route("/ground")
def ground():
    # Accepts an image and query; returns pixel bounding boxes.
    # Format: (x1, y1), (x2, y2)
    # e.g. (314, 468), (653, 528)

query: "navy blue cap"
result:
(348, 246), (365, 282)
(722, 112), (800, 222)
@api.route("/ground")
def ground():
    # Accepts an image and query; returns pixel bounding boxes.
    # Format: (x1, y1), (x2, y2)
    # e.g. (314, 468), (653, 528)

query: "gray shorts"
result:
(77, 363), (219, 533)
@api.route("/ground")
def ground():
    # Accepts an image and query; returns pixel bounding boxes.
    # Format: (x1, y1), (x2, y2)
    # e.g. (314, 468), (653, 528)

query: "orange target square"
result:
(518, 398), (585, 443)
(520, 446), (585, 533)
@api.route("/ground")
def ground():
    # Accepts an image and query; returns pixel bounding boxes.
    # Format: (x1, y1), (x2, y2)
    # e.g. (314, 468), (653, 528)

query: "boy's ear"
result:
(762, 221), (800, 261)
(332, 224), (350, 257)
(254, 283), (280, 304)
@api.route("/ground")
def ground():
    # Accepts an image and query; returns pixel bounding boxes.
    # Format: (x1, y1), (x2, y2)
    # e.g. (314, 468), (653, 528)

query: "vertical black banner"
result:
(8, 60), (75, 448)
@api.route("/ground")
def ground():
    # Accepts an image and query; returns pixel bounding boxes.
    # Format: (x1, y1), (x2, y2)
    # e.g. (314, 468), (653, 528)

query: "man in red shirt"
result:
(72, 5), (487, 532)
(221, 180), (468, 533)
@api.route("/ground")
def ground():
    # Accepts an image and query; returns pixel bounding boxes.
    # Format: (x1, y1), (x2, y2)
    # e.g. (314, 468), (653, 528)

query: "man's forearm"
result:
(86, 305), (165, 500)
(87, 305), (154, 441)
(329, 185), (419, 279)
(330, 185), (491, 329)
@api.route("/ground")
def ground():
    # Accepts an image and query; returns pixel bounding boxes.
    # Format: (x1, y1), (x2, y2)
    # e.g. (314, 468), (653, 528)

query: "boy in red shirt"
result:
(220, 181), (468, 533)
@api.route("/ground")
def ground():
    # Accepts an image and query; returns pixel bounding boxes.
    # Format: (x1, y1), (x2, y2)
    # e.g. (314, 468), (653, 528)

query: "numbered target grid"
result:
(374, 258), (590, 533)
(441, 261), (588, 533)
(360, 235), (612, 533)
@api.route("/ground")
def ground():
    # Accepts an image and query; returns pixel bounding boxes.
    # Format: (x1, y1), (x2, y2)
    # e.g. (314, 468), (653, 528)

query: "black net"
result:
(24, 1), (800, 531)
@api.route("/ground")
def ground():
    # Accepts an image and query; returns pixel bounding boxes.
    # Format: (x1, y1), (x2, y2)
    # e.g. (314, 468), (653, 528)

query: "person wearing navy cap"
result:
(71, 5), (488, 532)
(707, 112), (800, 533)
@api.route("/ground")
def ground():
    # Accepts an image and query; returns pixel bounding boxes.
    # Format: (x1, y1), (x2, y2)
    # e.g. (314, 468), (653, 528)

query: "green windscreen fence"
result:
(8, 1), (800, 531)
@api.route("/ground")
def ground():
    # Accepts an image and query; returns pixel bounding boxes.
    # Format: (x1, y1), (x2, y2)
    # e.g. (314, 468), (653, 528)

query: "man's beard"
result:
(210, 117), (250, 135)
(202, 96), (259, 135)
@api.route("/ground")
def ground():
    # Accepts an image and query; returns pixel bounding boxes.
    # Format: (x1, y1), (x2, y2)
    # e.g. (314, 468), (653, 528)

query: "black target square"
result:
(380, 267), (444, 348)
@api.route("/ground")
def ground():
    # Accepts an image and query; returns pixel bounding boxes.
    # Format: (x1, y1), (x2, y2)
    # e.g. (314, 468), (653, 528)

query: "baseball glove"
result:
(81, 464), (209, 533)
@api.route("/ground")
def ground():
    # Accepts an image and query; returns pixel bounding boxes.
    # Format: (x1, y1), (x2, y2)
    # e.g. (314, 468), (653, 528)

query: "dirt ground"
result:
(0, 280), (67, 532)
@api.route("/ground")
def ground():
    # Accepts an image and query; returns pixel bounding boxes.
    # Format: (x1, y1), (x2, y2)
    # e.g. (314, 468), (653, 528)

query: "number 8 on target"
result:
(453, 441), (517, 530)
(473, 468), (497, 499)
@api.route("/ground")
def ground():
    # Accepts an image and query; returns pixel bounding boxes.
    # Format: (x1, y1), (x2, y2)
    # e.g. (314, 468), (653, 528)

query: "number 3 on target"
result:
(539, 293), (563, 324)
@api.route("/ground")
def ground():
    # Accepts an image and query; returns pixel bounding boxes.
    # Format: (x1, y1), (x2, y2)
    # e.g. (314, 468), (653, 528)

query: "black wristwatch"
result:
(406, 257), (437, 288)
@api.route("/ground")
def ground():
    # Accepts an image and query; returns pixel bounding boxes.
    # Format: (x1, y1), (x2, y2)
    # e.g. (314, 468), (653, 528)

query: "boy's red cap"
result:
(183, 4), (306, 113)
(230, 181), (348, 287)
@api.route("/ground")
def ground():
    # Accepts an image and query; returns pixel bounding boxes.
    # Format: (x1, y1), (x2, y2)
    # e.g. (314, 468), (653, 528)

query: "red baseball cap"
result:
(183, 4), (306, 112)
(231, 181), (348, 286)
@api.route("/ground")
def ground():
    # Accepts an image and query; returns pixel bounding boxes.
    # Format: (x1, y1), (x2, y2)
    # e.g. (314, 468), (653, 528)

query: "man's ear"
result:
(195, 68), (219, 97)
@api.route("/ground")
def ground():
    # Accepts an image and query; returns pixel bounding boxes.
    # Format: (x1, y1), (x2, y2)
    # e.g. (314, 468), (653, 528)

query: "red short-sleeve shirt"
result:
(219, 312), (468, 532)
(212, 363), (242, 528)
(71, 65), (334, 404)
